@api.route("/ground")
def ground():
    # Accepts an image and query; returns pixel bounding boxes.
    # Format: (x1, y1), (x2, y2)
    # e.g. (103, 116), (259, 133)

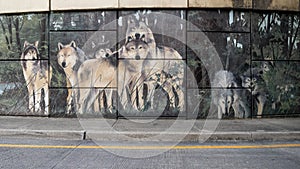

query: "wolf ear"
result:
(127, 36), (133, 42)
(58, 42), (64, 50)
(141, 16), (149, 26)
(127, 16), (135, 25)
(141, 34), (146, 42)
(105, 48), (112, 55)
(70, 41), (77, 48)
(23, 41), (29, 49)
(34, 41), (39, 48)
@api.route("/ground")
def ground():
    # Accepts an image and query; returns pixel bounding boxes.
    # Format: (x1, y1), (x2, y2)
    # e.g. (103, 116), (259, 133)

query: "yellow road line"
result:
(0, 143), (299, 150)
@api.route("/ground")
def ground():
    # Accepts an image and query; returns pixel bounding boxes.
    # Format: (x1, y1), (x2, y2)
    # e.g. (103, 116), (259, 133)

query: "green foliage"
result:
(0, 62), (23, 83)
(263, 63), (300, 115)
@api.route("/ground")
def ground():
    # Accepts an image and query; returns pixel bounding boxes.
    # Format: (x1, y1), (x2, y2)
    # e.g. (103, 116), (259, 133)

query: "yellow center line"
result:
(0, 143), (299, 150)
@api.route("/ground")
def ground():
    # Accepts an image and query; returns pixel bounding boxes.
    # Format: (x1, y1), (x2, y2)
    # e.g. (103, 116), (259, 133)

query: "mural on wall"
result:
(0, 10), (298, 118)
(0, 13), (48, 115)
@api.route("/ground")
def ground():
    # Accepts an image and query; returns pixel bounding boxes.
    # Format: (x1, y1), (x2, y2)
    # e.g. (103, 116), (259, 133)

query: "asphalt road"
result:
(0, 137), (299, 169)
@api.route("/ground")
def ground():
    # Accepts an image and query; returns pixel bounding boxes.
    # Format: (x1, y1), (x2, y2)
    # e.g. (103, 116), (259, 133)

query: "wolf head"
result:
(126, 16), (155, 45)
(22, 41), (39, 60)
(95, 48), (113, 59)
(240, 69), (262, 93)
(218, 90), (234, 116)
(122, 39), (150, 60)
(57, 41), (82, 70)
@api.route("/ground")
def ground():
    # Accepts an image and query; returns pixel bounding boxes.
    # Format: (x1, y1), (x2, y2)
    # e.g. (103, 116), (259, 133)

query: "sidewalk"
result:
(0, 116), (299, 141)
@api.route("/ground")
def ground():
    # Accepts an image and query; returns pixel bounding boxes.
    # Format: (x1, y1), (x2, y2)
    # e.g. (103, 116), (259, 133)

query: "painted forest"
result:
(0, 10), (299, 118)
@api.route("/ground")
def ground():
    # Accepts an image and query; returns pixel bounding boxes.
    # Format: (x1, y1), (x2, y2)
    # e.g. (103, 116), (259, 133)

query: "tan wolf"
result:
(124, 16), (185, 112)
(21, 41), (52, 115)
(77, 39), (148, 114)
(57, 41), (87, 114)
(77, 48), (117, 114)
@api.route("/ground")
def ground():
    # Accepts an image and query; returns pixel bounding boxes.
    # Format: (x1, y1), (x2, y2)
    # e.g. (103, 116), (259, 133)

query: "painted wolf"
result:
(241, 67), (267, 118)
(77, 39), (148, 114)
(124, 16), (185, 112)
(57, 41), (88, 114)
(77, 48), (117, 114)
(212, 70), (249, 119)
(21, 41), (52, 115)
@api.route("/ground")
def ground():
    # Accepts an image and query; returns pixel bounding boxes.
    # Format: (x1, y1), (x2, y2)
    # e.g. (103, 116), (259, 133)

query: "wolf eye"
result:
(228, 101), (231, 103)
(222, 101), (225, 104)
(138, 45), (143, 49)
(246, 78), (251, 82)
(130, 47), (135, 50)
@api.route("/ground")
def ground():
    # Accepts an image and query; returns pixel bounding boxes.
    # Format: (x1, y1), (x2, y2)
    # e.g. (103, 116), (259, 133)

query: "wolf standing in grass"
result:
(212, 70), (249, 119)
(125, 16), (185, 112)
(21, 41), (52, 115)
(57, 41), (88, 114)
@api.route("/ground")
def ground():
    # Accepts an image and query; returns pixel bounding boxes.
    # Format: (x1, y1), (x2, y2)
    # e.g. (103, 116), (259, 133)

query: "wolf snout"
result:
(62, 61), (67, 68)
(105, 53), (110, 57)
(135, 33), (141, 39)
(135, 55), (141, 60)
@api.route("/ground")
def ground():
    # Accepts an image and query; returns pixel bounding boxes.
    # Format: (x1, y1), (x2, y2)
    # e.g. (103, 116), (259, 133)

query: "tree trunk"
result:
(39, 15), (47, 57)
(280, 14), (289, 59)
(0, 17), (11, 50)
(14, 17), (22, 54)
(7, 16), (13, 50)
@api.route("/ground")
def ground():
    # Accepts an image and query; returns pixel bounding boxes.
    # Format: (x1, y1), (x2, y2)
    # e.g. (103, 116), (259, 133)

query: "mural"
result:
(0, 10), (298, 118)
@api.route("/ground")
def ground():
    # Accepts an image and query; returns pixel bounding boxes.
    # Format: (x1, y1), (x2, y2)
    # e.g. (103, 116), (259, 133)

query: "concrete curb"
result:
(0, 129), (86, 140)
(86, 131), (300, 141)
(1, 129), (300, 141)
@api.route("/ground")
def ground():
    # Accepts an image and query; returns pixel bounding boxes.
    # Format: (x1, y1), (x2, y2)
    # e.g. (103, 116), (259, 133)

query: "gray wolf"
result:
(57, 41), (87, 114)
(125, 16), (185, 112)
(21, 41), (52, 115)
(212, 70), (249, 119)
(241, 67), (267, 118)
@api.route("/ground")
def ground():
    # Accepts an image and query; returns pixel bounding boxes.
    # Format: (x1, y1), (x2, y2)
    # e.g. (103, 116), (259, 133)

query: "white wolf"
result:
(212, 70), (249, 119)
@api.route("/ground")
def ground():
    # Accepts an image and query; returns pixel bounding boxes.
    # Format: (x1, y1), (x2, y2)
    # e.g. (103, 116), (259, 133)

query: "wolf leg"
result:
(105, 89), (113, 113)
(217, 106), (222, 119)
(161, 81), (175, 109)
(232, 100), (241, 118)
(67, 89), (77, 114)
(44, 86), (49, 115)
(174, 84), (185, 112)
(34, 88), (42, 113)
(93, 90), (102, 113)
(27, 85), (35, 113)
(256, 95), (266, 118)
(240, 100), (250, 118)
(145, 81), (156, 110)
(78, 88), (92, 114)
(256, 101), (264, 118)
